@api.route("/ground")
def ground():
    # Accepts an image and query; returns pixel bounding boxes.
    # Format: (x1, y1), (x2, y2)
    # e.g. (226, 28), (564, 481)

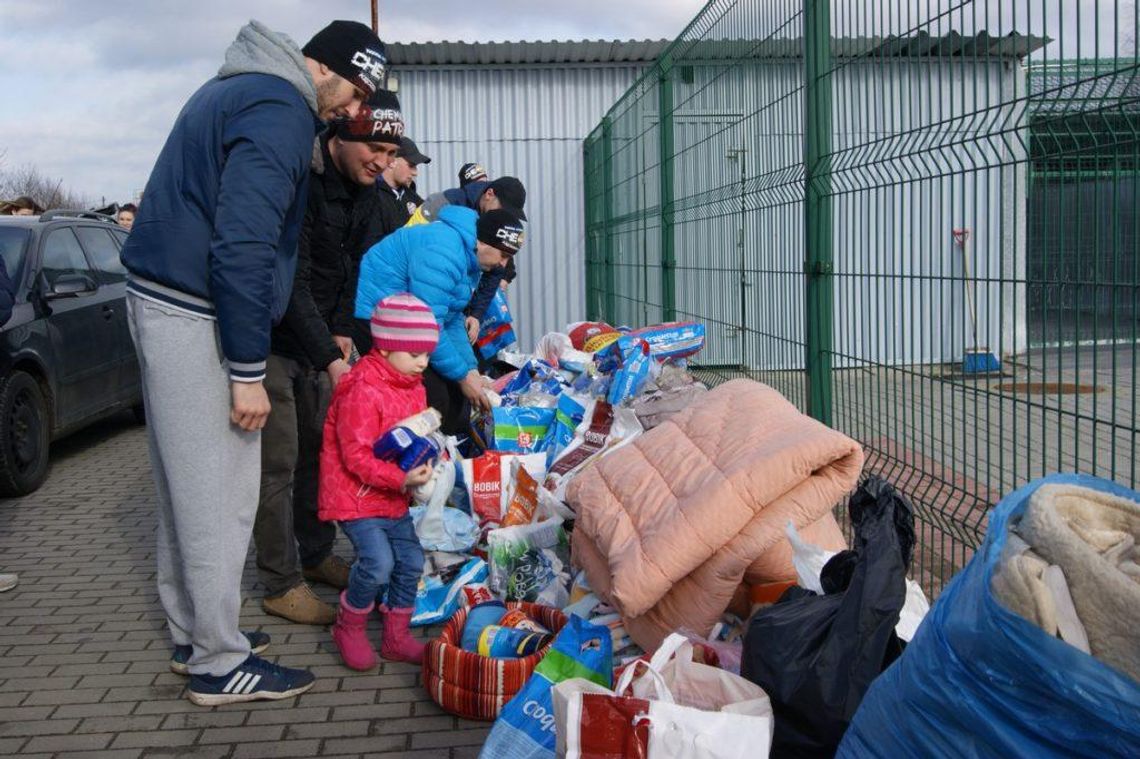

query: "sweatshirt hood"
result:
(218, 20), (319, 115)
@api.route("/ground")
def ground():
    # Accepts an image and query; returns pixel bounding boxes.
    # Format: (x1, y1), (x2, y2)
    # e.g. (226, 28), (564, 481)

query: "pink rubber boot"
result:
(331, 592), (378, 671)
(379, 606), (425, 664)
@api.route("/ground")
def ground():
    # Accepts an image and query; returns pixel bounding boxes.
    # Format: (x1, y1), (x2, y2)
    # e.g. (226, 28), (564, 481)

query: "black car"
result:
(0, 211), (142, 496)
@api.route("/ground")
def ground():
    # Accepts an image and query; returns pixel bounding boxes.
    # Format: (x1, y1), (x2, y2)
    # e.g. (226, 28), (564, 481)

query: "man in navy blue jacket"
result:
(120, 19), (388, 707)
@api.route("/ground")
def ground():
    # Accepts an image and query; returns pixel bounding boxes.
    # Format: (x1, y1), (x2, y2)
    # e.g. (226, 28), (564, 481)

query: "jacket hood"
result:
(436, 205), (479, 255)
(218, 20), (318, 114)
(444, 181), (489, 210)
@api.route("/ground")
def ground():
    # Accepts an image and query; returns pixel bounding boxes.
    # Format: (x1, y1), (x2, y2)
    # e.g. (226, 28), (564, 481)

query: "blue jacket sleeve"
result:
(407, 244), (477, 381)
(208, 96), (312, 382)
(355, 239), (387, 320)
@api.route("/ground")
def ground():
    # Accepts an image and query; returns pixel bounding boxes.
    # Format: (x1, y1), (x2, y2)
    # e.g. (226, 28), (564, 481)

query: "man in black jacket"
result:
(375, 136), (430, 237)
(253, 90), (404, 625)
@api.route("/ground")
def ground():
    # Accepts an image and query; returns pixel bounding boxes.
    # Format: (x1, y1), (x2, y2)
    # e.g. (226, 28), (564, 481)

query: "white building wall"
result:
(394, 64), (646, 349)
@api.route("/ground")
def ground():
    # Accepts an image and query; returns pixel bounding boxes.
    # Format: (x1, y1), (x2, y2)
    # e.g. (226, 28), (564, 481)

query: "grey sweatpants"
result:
(127, 294), (258, 676)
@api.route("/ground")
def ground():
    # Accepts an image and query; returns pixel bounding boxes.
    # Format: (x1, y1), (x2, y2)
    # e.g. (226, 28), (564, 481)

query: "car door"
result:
(75, 225), (137, 405)
(36, 226), (117, 427)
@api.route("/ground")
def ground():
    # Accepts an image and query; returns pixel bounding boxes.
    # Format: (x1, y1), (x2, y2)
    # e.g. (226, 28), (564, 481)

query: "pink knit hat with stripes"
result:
(370, 293), (439, 352)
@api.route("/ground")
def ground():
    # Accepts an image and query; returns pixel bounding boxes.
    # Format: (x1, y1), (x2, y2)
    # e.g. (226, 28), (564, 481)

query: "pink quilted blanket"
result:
(568, 379), (862, 649)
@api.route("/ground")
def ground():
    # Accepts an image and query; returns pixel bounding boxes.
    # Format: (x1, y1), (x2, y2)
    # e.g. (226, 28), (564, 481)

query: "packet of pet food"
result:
(461, 452), (548, 528)
(498, 608), (551, 635)
(502, 461), (540, 527)
(460, 583), (495, 609)
(543, 401), (643, 499)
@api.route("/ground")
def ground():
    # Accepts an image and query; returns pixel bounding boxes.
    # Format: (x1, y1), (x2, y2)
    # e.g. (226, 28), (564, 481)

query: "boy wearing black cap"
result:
(254, 89), (405, 627)
(376, 136), (430, 239)
(120, 18), (387, 706)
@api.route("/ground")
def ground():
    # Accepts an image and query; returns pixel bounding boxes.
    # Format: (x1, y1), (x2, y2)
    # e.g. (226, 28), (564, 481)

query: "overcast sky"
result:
(0, 1), (1132, 204)
(0, 0), (704, 203)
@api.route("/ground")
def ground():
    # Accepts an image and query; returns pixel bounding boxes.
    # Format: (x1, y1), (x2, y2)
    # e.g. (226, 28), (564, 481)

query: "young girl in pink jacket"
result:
(319, 294), (437, 669)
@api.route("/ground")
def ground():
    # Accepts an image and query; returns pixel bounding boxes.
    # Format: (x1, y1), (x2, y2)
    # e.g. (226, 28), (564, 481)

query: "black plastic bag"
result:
(741, 476), (914, 757)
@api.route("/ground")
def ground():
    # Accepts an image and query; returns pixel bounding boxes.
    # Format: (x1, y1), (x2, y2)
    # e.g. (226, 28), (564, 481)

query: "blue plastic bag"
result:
(479, 615), (613, 759)
(838, 474), (1140, 759)
(476, 291), (517, 360)
(411, 557), (487, 627)
(540, 393), (588, 467)
(595, 336), (651, 405)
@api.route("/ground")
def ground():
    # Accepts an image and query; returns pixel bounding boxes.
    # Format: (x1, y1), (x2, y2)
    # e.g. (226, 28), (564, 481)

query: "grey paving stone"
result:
(232, 739), (321, 758)
(323, 736), (408, 755)
(0, 718), (81, 736)
(372, 715), (455, 735)
(53, 702), (138, 719)
(24, 732), (115, 752)
(24, 688), (108, 706)
(244, 705), (329, 725)
(107, 728), (200, 749)
(285, 720), (371, 740)
(410, 729), (490, 750)
(160, 711), (248, 730)
(196, 724), (285, 744)
(332, 703), (412, 722)
(74, 715), (166, 734)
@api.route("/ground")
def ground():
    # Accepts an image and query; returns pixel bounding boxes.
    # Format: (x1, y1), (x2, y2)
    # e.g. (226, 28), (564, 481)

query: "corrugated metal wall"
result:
(394, 65), (646, 348)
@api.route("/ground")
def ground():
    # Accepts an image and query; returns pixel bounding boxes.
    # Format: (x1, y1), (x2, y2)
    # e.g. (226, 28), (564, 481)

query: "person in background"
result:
(375, 136), (429, 238)
(458, 161), (487, 187)
(116, 203), (137, 231)
(320, 293), (439, 669)
(254, 88), (404, 626)
(355, 207), (524, 434)
(119, 18), (388, 706)
(1, 196), (44, 216)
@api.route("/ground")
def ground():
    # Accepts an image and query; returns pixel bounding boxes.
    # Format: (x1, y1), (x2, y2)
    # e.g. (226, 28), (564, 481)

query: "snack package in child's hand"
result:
(503, 460), (540, 527)
(373, 426), (441, 471)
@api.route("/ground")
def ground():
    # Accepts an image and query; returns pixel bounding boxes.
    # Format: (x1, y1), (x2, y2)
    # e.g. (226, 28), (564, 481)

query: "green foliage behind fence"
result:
(584, 0), (1140, 594)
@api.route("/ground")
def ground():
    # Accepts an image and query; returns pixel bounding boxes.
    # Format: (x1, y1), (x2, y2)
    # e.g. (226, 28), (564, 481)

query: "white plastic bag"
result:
(786, 521), (930, 641)
(553, 633), (774, 759)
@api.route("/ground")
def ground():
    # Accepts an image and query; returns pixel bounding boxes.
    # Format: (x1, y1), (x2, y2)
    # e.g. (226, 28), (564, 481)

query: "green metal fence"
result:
(583, 0), (1140, 595)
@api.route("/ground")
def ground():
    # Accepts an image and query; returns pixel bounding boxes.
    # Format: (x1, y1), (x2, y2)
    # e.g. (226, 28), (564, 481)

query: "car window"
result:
(41, 227), (94, 288)
(75, 226), (127, 283)
(110, 228), (128, 249)
(0, 227), (29, 287)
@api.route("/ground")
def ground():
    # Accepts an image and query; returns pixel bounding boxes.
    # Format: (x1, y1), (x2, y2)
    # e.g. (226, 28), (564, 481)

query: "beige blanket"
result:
(993, 483), (1140, 681)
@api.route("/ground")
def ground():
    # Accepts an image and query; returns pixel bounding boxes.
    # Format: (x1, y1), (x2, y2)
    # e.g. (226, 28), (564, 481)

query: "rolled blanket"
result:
(568, 379), (862, 649)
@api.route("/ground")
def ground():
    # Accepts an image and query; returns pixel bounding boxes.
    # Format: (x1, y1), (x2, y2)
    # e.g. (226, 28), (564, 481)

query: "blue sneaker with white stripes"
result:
(187, 654), (315, 706)
(170, 631), (270, 675)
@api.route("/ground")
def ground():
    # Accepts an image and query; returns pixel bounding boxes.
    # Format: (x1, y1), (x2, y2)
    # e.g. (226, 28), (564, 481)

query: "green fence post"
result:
(659, 54), (677, 322)
(601, 116), (617, 323)
(803, 0), (834, 426)
(583, 137), (598, 322)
